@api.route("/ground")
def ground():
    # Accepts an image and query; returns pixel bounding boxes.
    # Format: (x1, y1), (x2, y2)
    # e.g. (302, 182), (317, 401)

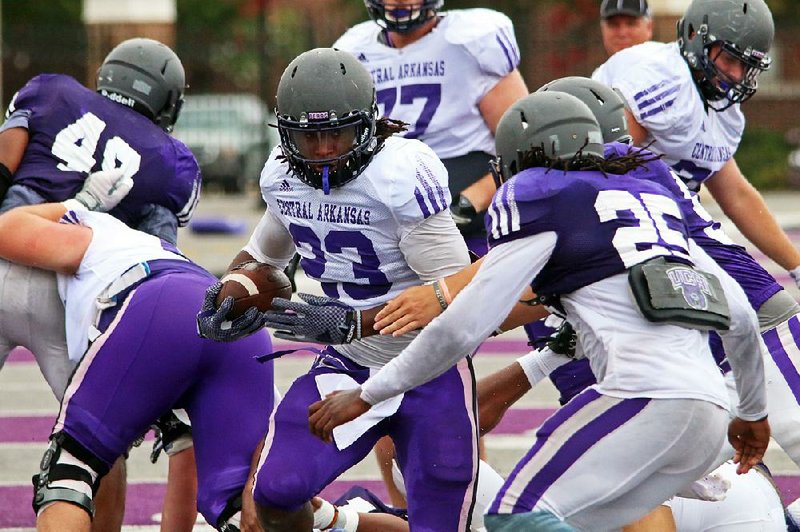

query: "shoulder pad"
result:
(333, 21), (379, 52)
(443, 9), (520, 77)
(373, 137), (450, 224)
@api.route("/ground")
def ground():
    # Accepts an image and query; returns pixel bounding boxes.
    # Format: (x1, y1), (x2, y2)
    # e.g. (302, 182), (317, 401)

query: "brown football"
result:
(216, 261), (293, 319)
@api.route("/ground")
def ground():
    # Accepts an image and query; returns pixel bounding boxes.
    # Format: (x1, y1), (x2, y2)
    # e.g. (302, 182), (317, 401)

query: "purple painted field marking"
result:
(2, 476), (800, 527)
(0, 480), (390, 528)
(0, 407), (555, 444)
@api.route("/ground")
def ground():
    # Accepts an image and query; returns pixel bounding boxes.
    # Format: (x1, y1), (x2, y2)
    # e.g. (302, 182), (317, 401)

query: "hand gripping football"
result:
(216, 261), (293, 318)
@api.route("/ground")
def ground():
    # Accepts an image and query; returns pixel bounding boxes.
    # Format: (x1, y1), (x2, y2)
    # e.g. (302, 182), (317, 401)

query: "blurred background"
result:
(2, 0), (799, 192)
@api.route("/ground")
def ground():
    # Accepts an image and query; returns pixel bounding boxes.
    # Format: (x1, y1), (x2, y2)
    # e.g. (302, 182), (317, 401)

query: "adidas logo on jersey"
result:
(279, 179), (293, 192)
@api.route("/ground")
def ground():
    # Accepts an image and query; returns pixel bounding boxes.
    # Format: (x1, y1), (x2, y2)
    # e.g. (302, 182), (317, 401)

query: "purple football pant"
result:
(55, 271), (274, 526)
(253, 347), (479, 532)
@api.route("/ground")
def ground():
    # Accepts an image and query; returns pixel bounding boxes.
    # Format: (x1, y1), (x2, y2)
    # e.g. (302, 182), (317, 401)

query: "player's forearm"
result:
(688, 241), (768, 420)
(477, 361), (531, 436)
(722, 188), (800, 270)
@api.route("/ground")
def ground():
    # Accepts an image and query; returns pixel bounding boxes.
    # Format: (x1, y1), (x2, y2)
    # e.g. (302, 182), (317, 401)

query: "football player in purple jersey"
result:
(304, 90), (770, 531)
(0, 38), (202, 531)
(0, 196), (273, 532)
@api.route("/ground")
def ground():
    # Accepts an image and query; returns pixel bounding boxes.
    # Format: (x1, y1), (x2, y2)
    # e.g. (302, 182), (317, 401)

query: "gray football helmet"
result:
(276, 48), (378, 193)
(96, 38), (186, 132)
(537, 76), (632, 145)
(492, 92), (604, 182)
(677, 0), (773, 110)
(365, 0), (443, 33)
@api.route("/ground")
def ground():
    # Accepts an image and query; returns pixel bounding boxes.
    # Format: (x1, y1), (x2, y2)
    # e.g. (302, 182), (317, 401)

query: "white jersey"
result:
(593, 42), (745, 191)
(58, 210), (186, 361)
(255, 137), (469, 367)
(334, 9), (520, 159)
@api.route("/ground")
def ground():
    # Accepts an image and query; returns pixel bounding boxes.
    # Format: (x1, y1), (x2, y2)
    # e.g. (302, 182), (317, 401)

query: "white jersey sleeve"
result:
(444, 9), (520, 81)
(593, 41), (745, 189)
(593, 42), (692, 138)
(361, 232), (557, 404)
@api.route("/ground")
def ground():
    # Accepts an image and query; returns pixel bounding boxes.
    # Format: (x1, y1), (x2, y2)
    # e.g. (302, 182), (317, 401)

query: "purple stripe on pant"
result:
(254, 347), (478, 531)
(763, 315), (800, 403)
(490, 389), (650, 514)
(57, 266), (274, 526)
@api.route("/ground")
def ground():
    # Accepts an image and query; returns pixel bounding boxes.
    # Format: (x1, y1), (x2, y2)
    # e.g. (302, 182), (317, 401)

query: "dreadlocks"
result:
(516, 139), (663, 178)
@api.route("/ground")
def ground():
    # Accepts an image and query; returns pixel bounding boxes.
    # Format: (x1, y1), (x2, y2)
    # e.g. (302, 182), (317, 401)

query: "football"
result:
(216, 261), (293, 319)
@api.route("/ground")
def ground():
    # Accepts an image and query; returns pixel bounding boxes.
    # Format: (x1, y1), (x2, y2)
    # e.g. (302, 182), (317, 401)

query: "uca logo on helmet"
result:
(667, 266), (714, 311)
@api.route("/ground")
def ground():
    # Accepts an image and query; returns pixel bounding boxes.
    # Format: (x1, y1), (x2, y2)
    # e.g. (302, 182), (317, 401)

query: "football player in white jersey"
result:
(305, 91), (771, 531)
(334, 1), (528, 502)
(333, 0), (528, 256)
(197, 48), (478, 531)
(593, 0), (800, 285)
(593, 0), (800, 471)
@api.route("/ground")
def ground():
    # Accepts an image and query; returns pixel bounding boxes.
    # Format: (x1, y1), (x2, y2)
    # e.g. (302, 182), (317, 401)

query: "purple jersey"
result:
(3, 74), (200, 229)
(605, 142), (782, 311)
(486, 167), (692, 296)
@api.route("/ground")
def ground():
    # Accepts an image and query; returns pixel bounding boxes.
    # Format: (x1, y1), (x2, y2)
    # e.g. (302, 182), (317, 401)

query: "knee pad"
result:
(757, 291), (800, 330)
(31, 432), (110, 518)
(216, 494), (242, 532)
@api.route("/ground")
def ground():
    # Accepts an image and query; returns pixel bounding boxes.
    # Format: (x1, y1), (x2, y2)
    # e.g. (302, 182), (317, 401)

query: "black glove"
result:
(547, 321), (577, 358)
(196, 282), (266, 342)
(449, 194), (478, 229)
(262, 293), (362, 345)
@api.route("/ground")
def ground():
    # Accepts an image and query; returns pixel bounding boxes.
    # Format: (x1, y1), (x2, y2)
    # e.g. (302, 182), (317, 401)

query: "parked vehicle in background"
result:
(173, 93), (278, 193)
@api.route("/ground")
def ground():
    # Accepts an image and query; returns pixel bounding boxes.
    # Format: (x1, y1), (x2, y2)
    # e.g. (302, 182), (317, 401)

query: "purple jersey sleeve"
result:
(5, 74), (201, 234)
(486, 167), (692, 295)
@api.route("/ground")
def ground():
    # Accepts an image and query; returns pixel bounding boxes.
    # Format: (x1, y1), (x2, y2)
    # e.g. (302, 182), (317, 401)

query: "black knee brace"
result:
(31, 432), (109, 518)
(216, 494), (243, 531)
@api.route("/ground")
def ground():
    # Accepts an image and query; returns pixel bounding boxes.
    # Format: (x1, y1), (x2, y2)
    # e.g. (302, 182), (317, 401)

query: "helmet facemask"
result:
(365, 0), (443, 33)
(278, 107), (377, 194)
(694, 40), (771, 111)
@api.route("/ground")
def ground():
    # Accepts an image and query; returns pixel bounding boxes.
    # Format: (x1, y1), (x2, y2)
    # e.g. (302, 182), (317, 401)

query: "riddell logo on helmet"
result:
(100, 90), (136, 108)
